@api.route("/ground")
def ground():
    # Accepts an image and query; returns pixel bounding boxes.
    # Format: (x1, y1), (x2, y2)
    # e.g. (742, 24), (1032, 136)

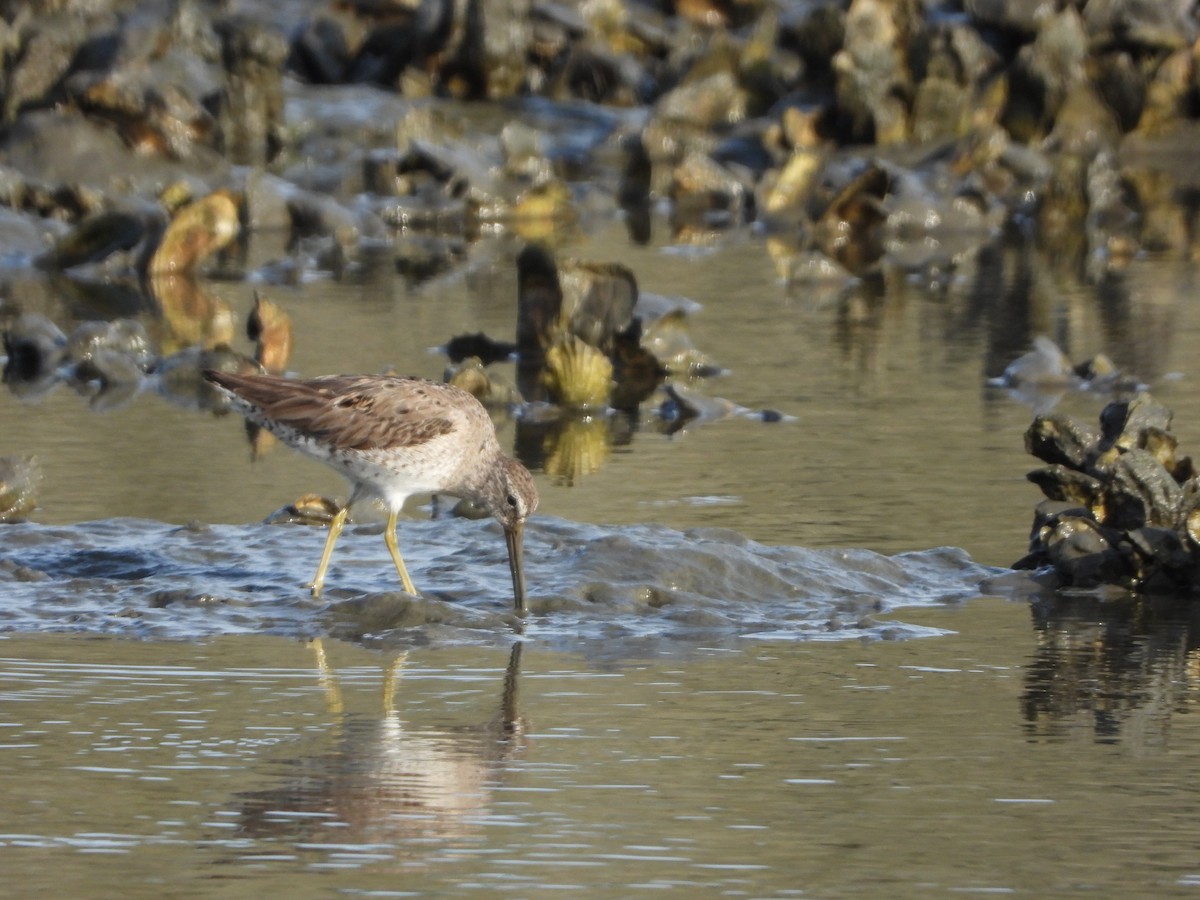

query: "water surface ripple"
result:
(0, 516), (1000, 647)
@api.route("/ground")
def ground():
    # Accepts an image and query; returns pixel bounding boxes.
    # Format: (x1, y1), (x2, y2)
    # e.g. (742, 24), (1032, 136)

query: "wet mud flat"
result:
(0, 515), (1001, 650)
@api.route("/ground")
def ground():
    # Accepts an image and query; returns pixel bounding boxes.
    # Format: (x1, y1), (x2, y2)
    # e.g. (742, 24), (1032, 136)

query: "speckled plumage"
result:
(204, 370), (538, 611)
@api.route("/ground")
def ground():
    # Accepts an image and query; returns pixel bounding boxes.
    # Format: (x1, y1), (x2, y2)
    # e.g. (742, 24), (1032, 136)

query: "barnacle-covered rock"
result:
(1018, 393), (1200, 593)
(213, 16), (288, 167)
(999, 336), (1078, 388)
(1107, 449), (1182, 531)
(1100, 393), (1173, 452)
(832, 0), (912, 145)
(759, 147), (823, 221)
(1026, 465), (1107, 518)
(1000, 8), (1089, 143)
(1042, 514), (1129, 589)
(1025, 414), (1098, 470)
(1126, 527), (1194, 590)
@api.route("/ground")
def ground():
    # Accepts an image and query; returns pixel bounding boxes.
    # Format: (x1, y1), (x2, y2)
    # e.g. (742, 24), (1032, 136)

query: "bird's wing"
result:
(207, 372), (457, 452)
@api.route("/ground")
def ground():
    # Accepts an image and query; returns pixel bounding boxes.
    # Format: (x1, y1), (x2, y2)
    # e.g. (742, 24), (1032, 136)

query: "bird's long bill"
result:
(505, 521), (527, 614)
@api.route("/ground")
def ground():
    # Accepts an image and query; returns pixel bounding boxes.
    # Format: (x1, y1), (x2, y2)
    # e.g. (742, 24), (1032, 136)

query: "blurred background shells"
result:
(0, 455), (40, 522)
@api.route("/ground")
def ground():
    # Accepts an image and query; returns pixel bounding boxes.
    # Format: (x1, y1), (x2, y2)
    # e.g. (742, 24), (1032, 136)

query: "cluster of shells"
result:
(442, 242), (731, 485)
(0, 0), (1198, 285)
(4, 0), (1200, 505)
(0, 289), (293, 518)
(1016, 395), (1200, 592)
(3, 290), (291, 406)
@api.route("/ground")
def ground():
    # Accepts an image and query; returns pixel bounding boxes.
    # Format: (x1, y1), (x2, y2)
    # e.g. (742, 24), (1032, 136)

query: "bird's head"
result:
(487, 456), (538, 614)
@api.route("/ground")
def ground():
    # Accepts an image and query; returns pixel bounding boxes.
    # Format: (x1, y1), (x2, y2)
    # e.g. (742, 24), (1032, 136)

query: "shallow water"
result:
(4, 599), (1200, 898)
(7, 134), (1200, 897)
(0, 516), (990, 645)
(11, 219), (1195, 567)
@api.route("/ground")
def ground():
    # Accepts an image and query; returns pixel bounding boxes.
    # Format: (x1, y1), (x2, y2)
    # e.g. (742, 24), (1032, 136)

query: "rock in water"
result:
(1017, 392), (1200, 592)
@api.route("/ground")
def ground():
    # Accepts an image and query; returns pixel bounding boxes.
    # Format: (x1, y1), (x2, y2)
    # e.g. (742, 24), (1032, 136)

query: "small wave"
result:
(0, 517), (1006, 649)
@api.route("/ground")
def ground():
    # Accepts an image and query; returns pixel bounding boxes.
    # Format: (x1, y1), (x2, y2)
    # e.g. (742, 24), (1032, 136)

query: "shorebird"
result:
(204, 370), (538, 612)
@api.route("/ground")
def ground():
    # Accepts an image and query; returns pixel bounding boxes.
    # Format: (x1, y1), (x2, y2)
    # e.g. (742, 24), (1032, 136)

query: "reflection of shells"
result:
(156, 345), (260, 411)
(1002, 336), (1078, 388)
(248, 292), (293, 375)
(65, 319), (155, 371)
(3, 313), (66, 381)
(0, 455), (40, 522)
(249, 424), (277, 460)
(150, 272), (235, 352)
(662, 381), (738, 421)
(543, 417), (611, 485)
(544, 335), (612, 409)
(766, 237), (855, 287)
(70, 348), (144, 412)
(148, 190), (240, 275)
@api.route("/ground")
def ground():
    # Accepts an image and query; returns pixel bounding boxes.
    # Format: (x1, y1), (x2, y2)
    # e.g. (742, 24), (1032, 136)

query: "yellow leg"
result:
(310, 505), (350, 597)
(381, 651), (408, 713)
(383, 509), (419, 595)
(308, 637), (344, 715)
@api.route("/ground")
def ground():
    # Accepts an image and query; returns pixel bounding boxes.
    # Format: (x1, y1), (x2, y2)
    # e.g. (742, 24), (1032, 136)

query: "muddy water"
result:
(5, 215), (1200, 893)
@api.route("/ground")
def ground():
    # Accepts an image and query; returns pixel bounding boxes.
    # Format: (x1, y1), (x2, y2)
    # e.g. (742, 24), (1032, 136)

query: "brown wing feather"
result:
(205, 371), (457, 451)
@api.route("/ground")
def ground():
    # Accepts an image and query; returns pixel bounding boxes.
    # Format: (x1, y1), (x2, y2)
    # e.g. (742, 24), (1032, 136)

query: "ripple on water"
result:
(0, 516), (1005, 648)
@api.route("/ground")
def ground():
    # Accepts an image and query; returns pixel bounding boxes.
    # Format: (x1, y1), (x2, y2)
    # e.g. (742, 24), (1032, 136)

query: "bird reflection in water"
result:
(1020, 593), (1200, 745)
(230, 638), (526, 849)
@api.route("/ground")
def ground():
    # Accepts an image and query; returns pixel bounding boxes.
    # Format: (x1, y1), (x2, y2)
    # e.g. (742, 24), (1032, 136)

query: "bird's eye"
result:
(506, 494), (519, 508)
